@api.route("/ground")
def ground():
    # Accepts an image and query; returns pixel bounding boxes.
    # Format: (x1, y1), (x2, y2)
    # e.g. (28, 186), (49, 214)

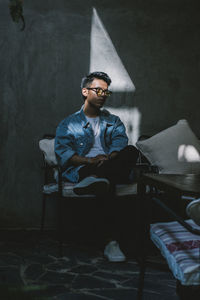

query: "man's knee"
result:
(122, 145), (139, 156)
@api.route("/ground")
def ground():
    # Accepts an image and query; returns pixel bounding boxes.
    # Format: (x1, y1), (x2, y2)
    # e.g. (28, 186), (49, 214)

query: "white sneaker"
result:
(73, 176), (110, 196)
(104, 241), (126, 262)
(186, 199), (200, 226)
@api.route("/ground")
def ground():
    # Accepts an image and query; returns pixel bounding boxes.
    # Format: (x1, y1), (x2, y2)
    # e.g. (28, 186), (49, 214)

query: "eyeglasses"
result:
(87, 87), (112, 97)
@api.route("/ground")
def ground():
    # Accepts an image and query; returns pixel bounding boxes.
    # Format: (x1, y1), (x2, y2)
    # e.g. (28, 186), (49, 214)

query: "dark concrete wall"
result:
(0, 0), (199, 228)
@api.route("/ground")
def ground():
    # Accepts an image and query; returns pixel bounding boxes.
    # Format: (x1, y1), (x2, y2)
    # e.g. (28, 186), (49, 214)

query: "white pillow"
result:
(39, 138), (57, 166)
(136, 120), (200, 174)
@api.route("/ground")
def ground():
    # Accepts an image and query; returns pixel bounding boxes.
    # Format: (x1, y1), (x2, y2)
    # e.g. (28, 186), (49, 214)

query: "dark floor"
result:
(0, 230), (179, 300)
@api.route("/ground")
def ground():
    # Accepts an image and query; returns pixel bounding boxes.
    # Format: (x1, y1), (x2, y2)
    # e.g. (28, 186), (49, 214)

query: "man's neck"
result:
(83, 104), (100, 118)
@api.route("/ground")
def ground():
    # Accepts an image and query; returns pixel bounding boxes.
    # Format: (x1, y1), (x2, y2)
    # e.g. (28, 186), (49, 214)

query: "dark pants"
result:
(78, 145), (139, 184)
(78, 145), (139, 246)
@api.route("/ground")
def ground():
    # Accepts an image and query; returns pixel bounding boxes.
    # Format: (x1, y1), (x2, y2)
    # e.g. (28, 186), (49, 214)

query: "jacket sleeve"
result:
(108, 117), (128, 154)
(54, 121), (76, 170)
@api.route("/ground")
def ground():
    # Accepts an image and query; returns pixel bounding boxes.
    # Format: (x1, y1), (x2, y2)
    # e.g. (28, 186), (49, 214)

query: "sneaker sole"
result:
(104, 253), (126, 262)
(73, 181), (109, 196)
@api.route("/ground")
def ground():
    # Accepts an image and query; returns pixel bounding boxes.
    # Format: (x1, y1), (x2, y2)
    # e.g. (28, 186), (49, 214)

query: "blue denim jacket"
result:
(55, 106), (128, 183)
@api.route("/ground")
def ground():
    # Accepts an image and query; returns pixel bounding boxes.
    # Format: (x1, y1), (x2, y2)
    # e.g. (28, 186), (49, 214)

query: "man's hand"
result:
(69, 154), (108, 167)
(88, 154), (109, 167)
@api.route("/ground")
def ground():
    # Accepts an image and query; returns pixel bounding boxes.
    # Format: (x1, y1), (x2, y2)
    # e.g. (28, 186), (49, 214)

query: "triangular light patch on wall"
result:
(90, 8), (135, 92)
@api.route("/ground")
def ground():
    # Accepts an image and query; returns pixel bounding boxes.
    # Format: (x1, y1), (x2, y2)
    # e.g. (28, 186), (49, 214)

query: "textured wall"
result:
(0, 0), (199, 228)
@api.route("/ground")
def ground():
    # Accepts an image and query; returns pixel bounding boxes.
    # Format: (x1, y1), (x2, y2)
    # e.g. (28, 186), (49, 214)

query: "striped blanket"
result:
(150, 220), (200, 285)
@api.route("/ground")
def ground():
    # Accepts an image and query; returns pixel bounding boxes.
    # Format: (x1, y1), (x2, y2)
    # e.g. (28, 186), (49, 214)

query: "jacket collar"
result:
(79, 105), (114, 128)
(79, 105), (89, 128)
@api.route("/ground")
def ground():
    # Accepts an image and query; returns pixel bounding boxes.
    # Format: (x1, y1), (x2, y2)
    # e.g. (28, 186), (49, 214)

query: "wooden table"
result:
(142, 173), (200, 197)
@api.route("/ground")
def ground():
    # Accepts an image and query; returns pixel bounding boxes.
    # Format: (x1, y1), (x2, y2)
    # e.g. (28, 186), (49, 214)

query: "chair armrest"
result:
(186, 199), (200, 226)
(152, 196), (200, 235)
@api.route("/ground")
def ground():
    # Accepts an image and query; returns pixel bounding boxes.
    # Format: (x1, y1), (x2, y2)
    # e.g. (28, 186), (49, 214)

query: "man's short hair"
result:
(81, 71), (112, 100)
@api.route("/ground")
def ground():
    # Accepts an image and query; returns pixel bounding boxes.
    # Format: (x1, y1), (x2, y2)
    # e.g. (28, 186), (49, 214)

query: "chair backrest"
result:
(39, 137), (57, 166)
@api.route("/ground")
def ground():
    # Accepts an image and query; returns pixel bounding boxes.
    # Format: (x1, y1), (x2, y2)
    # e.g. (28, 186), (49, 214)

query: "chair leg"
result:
(176, 281), (200, 300)
(137, 255), (146, 300)
(137, 179), (149, 300)
(40, 193), (46, 232)
(57, 170), (64, 256)
(58, 193), (64, 257)
(137, 211), (147, 300)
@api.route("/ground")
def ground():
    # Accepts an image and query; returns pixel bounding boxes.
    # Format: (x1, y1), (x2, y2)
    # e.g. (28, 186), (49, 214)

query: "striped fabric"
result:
(150, 220), (200, 285)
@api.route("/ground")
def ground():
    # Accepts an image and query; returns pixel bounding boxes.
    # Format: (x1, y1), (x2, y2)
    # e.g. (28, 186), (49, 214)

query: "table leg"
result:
(137, 178), (149, 300)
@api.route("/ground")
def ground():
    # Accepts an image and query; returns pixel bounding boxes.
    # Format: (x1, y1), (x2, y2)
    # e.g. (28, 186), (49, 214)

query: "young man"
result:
(55, 71), (139, 261)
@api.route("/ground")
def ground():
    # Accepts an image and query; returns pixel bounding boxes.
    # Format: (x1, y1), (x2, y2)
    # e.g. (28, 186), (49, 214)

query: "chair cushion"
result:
(43, 182), (137, 197)
(136, 120), (200, 174)
(150, 220), (200, 285)
(43, 182), (84, 197)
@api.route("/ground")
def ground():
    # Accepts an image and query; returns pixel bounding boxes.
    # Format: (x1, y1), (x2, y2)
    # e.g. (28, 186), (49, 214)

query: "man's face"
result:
(82, 78), (109, 109)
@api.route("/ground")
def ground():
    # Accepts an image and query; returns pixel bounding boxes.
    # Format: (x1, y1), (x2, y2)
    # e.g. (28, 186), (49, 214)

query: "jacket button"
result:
(80, 143), (83, 146)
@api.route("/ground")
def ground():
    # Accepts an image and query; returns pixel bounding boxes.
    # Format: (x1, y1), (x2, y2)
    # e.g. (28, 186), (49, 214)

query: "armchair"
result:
(39, 134), (156, 256)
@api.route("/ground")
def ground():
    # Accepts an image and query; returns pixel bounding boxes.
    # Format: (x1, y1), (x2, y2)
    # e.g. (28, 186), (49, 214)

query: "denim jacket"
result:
(55, 106), (128, 183)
